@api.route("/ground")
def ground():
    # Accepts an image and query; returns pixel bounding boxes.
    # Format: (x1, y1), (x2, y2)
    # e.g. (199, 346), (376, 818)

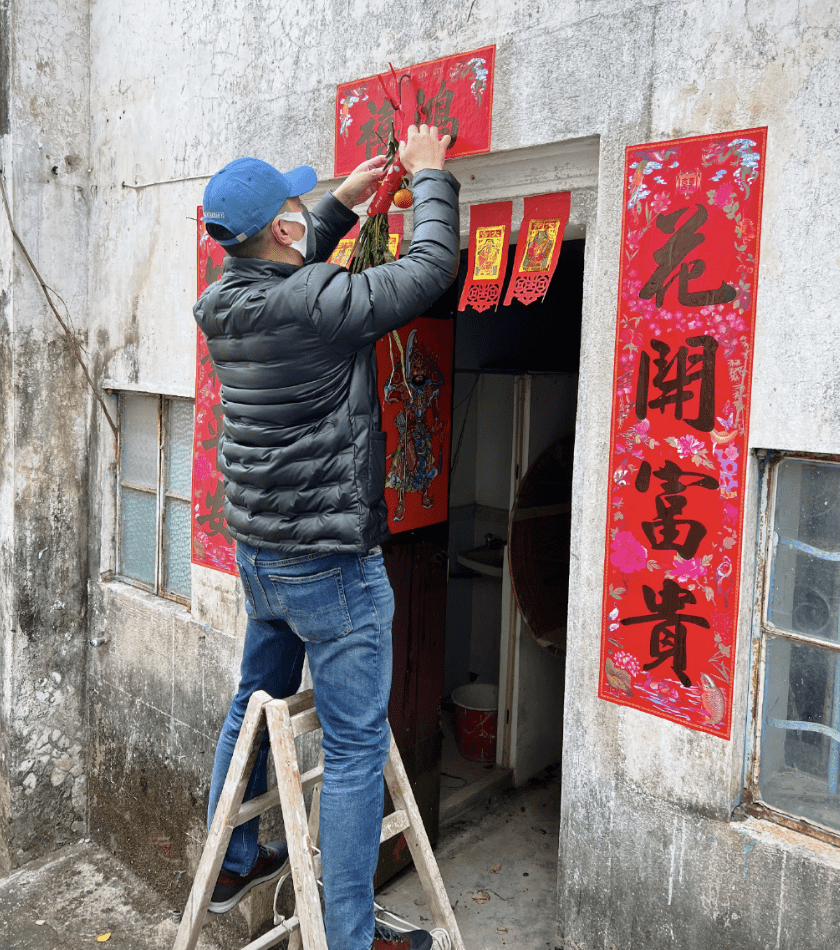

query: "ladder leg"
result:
(383, 737), (465, 950)
(174, 690), (274, 950)
(266, 700), (329, 950)
(286, 746), (324, 950)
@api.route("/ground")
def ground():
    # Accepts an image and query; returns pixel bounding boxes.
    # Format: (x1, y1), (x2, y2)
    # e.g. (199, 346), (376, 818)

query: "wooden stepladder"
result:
(174, 689), (464, 950)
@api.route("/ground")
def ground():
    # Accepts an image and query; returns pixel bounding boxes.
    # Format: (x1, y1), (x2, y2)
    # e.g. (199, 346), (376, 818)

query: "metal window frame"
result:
(743, 449), (840, 846)
(117, 392), (192, 607)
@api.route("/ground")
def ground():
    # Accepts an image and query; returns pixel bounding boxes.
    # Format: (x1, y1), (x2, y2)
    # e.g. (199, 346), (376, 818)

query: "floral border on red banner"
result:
(598, 128), (767, 739)
(335, 46), (495, 177)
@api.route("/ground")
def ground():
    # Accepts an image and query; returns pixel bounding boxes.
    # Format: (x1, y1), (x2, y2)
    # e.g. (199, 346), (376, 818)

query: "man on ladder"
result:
(193, 124), (459, 950)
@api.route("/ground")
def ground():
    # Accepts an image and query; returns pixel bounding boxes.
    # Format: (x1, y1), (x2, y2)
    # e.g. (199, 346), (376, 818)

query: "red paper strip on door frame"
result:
(458, 201), (512, 313)
(503, 192), (570, 307)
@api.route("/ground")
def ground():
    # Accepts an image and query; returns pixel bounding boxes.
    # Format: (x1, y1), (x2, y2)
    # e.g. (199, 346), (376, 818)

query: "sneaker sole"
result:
(207, 858), (290, 915)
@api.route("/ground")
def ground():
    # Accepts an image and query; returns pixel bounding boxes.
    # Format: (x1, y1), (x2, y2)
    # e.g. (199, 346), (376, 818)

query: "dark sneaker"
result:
(207, 841), (290, 914)
(372, 921), (433, 950)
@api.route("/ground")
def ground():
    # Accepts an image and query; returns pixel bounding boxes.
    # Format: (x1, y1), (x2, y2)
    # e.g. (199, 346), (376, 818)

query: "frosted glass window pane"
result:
(164, 498), (191, 598)
(769, 459), (840, 643)
(121, 394), (158, 489)
(167, 400), (194, 497)
(760, 635), (840, 833)
(120, 488), (156, 585)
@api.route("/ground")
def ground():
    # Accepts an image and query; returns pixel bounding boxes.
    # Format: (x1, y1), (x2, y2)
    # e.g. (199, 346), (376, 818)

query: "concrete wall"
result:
(556, 3), (840, 949)
(3, 0), (840, 947)
(0, 0), (94, 871)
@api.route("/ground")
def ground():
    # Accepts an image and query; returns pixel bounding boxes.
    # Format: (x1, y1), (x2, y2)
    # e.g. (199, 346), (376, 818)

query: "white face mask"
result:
(276, 209), (311, 261)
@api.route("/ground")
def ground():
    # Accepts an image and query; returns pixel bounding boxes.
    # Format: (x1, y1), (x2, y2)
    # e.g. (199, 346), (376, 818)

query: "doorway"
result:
(439, 238), (584, 820)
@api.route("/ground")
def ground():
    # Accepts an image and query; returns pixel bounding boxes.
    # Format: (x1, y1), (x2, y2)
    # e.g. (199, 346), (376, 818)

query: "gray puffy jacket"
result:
(193, 168), (460, 553)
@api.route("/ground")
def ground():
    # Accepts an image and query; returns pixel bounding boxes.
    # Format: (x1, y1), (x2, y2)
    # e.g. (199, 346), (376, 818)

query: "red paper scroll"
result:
(376, 318), (454, 534)
(503, 193), (570, 307)
(192, 210), (237, 575)
(598, 129), (767, 738)
(458, 201), (512, 313)
(335, 46), (495, 176)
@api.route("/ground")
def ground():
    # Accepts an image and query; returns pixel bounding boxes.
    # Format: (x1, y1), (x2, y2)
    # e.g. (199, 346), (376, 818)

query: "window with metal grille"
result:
(118, 393), (193, 604)
(746, 454), (840, 840)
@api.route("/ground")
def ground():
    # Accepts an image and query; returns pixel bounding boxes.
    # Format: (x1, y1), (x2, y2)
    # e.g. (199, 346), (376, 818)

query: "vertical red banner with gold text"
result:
(599, 129), (767, 739)
(192, 210), (237, 575)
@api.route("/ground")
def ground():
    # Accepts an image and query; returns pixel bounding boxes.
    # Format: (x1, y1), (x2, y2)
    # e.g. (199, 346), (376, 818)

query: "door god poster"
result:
(376, 318), (454, 533)
(599, 128), (767, 738)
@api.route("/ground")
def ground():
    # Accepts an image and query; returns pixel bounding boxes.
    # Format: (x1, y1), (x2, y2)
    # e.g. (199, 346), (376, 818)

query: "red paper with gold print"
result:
(335, 46), (495, 176)
(503, 193), (570, 307)
(598, 128), (767, 739)
(328, 222), (360, 266)
(376, 318), (454, 533)
(192, 209), (237, 575)
(458, 201), (512, 313)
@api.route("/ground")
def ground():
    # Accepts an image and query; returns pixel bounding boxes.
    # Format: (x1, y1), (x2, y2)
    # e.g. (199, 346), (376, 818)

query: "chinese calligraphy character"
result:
(201, 401), (225, 453)
(414, 80), (459, 145)
(639, 204), (736, 308)
(635, 459), (719, 559)
(199, 345), (218, 388)
(635, 335), (718, 432)
(621, 578), (710, 686)
(355, 99), (394, 159)
(196, 481), (233, 543)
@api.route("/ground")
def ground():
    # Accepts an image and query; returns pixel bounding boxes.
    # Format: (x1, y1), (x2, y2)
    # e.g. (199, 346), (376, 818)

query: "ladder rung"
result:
(291, 706), (322, 738)
(234, 789), (280, 827)
(299, 764), (324, 790)
(380, 808), (410, 843)
(234, 766), (324, 828)
(285, 691), (316, 715)
(240, 916), (299, 950)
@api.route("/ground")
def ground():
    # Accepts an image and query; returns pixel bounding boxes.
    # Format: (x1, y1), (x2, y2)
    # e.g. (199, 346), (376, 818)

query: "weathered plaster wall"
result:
(43, 0), (839, 946)
(557, 3), (840, 949)
(0, 0), (94, 868)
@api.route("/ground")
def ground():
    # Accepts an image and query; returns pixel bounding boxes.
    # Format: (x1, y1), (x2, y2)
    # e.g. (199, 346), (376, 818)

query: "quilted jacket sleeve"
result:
(304, 169), (460, 356)
(309, 191), (360, 263)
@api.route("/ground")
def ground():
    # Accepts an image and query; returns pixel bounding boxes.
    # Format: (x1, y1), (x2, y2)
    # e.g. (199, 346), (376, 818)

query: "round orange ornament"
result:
(393, 188), (413, 209)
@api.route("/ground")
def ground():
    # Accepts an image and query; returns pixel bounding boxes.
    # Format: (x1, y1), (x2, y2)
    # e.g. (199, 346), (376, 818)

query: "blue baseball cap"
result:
(202, 157), (318, 246)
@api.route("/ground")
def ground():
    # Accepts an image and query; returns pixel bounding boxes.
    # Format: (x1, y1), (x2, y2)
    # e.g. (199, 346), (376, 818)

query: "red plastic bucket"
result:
(452, 684), (499, 764)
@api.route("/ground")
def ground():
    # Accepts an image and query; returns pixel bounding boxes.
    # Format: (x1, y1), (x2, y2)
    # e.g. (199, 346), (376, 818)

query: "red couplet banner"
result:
(192, 211), (237, 575)
(334, 46), (495, 176)
(598, 128), (767, 739)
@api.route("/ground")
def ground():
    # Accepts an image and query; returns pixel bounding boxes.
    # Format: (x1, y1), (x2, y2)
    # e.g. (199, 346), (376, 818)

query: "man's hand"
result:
(333, 155), (388, 209)
(399, 124), (451, 176)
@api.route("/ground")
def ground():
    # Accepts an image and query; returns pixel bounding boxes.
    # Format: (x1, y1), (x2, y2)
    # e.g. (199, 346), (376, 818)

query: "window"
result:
(747, 454), (840, 839)
(118, 393), (193, 603)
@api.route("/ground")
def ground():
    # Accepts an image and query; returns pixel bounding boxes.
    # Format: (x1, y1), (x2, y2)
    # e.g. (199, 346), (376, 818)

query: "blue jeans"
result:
(207, 542), (394, 950)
